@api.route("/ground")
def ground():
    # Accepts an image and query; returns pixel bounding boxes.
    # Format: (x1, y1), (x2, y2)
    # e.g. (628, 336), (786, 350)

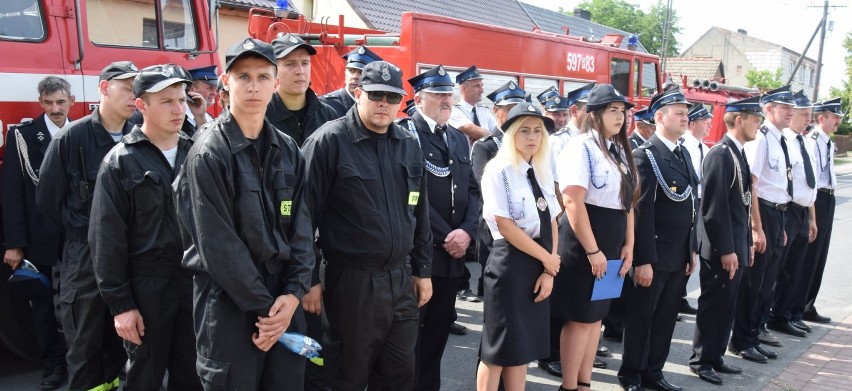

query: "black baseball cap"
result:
(272, 33), (317, 59)
(100, 61), (139, 81)
(225, 38), (276, 72)
(359, 61), (406, 96)
(132, 65), (191, 97)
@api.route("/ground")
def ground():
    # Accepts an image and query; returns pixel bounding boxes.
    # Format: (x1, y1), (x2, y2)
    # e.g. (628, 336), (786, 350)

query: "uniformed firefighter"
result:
(321, 44), (382, 119)
(628, 107), (654, 150)
(537, 86), (570, 133)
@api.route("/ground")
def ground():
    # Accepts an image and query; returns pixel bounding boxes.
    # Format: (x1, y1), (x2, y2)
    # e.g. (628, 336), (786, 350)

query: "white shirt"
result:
(482, 157), (560, 240)
(161, 146), (178, 168)
(681, 132), (708, 191)
(654, 130), (678, 152)
(417, 109), (446, 144)
(744, 121), (794, 204)
(810, 127), (836, 189)
(549, 122), (582, 185)
(557, 131), (625, 210)
(449, 100), (498, 144)
(185, 107), (213, 127)
(782, 128), (818, 207)
(44, 116), (68, 138)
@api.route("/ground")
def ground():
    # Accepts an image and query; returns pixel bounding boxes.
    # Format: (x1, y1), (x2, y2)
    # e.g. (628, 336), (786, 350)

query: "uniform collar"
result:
(43, 114), (67, 137)
(417, 109), (444, 134)
(91, 108), (132, 147)
(221, 111), (280, 154)
(456, 99), (476, 112)
(681, 131), (702, 147)
(811, 126), (830, 142)
(782, 128), (805, 140)
(762, 120), (783, 137)
(346, 106), (407, 143)
(653, 130), (678, 152)
(268, 88), (321, 122)
(726, 133), (744, 152)
(123, 125), (190, 145)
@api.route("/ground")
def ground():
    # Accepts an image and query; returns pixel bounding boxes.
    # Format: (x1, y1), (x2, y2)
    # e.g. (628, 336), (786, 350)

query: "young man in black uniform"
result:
(266, 33), (336, 146)
(321, 45), (382, 119)
(174, 38), (315, 390)
(89, 66), (201, 391)
(690, 96), (761, 385)
(619, 90), (698, 391)
(399, 65), (481, 391)
(37, 61), (138, 391)
(301, 60), (433, 391)
(2, 76), (71, 390)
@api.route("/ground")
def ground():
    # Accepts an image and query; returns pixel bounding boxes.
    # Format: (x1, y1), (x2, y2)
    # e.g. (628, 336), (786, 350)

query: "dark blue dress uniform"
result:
(321, 45), (382, 119)
(628, 108), (653, 149)
(619, 90), (699, 390)
(301, 61), (433, 391)
(400, 66), (481, 391)
(690, 97), (759, 383)
(174, 39), (315, 391)
(1, 113), (67, 374)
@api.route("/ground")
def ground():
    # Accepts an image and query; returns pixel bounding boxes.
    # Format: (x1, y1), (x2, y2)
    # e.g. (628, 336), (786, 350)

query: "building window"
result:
(736, 65), (743, 76)
(88, 0), (196, 50)
(809, 68), (815, 86)
(798, 67), (805, 84)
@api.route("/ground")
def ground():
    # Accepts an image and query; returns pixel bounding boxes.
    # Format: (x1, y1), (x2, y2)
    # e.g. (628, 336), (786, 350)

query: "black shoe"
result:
(40, 366), (67, 390)
(758, 329), (783, 347)
(538, 359), (563, 377)
(596, 345), (610, 357)
(642, 378), (682, 391)
(449, 322), (467, 335)
(593, 357), (608, 369)
(603, 327), (623, 342)
(680, 299), (698, 315)
(457, 289), (482, 303)
(729, 346), (768, 363)
(791, 320), (812, 332)
(804, 310), (832, 324)
(690, 367), (723, 385)
(754, 344), (778, 359)
(620, 384), (644, 391)
(767, 320), (807, 337)
(713, 362), (743, 374)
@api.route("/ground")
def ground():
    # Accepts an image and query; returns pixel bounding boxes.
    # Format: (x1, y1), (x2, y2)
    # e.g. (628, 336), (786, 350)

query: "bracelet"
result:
(585, 249), (601, 256)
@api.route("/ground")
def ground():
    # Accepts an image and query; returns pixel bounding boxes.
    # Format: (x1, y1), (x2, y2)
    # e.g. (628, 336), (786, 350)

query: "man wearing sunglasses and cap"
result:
(397, 65), (481, 391)
(174, 38), (315, 390)
(37, 60), (138, 391)
(90, 65), (201, 391)
(321, 45), (383, 119)
(302, 60), (433, 390)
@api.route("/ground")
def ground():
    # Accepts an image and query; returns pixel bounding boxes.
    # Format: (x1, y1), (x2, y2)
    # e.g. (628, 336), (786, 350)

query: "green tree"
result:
(828, 31), (852, 134)
(570, 0), (681, 57)
(745, 68), (783, 91)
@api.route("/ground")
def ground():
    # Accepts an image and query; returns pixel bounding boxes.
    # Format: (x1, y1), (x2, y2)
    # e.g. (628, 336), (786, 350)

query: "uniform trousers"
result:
(323, 264), (419, 391)
(801, 191), (835, 318)
(193, 273), (306, 390)
(690, 256), (743, 371)
(730, 203), (785, 351)
(123, 275), (200, 391)
(6, 262), (66, 369)
(619, 269), (685, 384)
(415, 275), (460, 391)
(60, 239), (126, 391)
(770, 206), (809, 323)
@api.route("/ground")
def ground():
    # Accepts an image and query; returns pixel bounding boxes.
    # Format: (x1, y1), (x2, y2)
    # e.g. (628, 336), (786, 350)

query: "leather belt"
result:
(758, 198), (788, 211)
(818, 188), (835, 195)
(788, 203), (807, 210)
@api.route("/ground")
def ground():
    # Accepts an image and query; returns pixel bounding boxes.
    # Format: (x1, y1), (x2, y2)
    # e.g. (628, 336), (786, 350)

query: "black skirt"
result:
(480, 239), (550, 366)
(552, 203), (627, 323)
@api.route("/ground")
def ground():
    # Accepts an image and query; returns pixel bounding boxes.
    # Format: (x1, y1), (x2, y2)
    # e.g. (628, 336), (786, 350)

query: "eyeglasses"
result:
(366, 91), (403, 104)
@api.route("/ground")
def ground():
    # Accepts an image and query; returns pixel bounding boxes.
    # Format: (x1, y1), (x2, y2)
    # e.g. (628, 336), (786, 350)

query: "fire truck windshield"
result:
(87, 0), (198, 51)
(0, 0), (45, 42)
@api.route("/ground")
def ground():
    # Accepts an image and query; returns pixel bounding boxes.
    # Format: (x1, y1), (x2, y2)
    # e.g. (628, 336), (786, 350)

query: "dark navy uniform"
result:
(321, 45), (382, 119)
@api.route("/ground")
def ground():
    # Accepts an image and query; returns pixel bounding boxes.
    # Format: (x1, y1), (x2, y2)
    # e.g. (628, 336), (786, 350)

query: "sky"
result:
(520, 0), (851, 99)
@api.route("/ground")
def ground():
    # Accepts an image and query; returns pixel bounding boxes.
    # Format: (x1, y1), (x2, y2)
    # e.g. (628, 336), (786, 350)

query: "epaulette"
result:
(810, 131), (819, 140)
(759, 126), (768, 135)
(13, 118), (34, 128)
(638, 140), (653, 150)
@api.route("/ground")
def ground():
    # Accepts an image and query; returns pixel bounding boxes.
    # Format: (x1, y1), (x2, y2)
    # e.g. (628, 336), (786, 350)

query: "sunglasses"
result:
(366, 91), (403, 104)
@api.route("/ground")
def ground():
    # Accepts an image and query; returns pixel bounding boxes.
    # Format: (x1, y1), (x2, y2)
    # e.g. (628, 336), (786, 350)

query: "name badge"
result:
(280, 200), (292, 216)
(408, 192), (420, 205)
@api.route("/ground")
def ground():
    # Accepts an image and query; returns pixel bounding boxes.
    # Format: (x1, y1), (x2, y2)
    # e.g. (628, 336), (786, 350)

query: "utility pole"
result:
(660, 0), (673, 73)
(813, 0), (828, 101)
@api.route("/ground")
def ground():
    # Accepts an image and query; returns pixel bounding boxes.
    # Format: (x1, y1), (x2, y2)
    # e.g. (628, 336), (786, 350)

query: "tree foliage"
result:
(828, 31), (852, 135)
(745, 68), (783, 91)
(565, 0), (681, 57)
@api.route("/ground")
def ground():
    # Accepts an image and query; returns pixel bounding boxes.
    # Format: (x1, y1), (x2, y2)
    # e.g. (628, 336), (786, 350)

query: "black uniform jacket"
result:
(470, 127), (504, 184)
(632, 134), (699, 272)
(629, 132), (647, 150)
(89, 127), (192, 316)
(398, 112), (481, 278)
(265, 88), (336, 146)
(320, 87), (355, 119)
(174, 111), (315, 317)
(301, 106), (433, 278)
(37, 109), (132, 239)
(698, 135), (752, 266)
(1, 114), (63, 265)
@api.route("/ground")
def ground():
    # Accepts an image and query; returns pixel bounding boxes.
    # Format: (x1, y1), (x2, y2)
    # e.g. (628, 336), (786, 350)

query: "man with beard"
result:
(321, 45), (382, 119)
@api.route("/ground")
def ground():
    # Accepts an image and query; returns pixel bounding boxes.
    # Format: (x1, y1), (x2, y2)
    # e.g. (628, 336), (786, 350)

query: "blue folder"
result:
(591, 259), (625, 301)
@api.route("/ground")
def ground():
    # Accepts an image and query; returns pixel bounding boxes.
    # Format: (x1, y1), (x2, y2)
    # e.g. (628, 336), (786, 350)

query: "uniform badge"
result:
(554, 97), (561, 104)
(614, 88), (622, 97)
(129, 64), (139, 72)
(357, 46), (365, 54)
(289, 35), (298, 43)
(509, 81), (516, 90)
(438, 66), (446, 76)
(36, 131), (45, 141)
(670, 186), (677, 192)
(527, 105), (536, 112)
(243, 40), (255, 50)
(280, 200), (292, 216)
(787, 168), (793, 181)
(381, 64), (391, 81)
(408, 192), (420, 205)
(536, 197), (548, 212)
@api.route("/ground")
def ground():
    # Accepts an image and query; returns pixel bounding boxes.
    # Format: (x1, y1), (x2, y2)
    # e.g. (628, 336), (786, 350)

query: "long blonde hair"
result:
(493, 117), (552, 185)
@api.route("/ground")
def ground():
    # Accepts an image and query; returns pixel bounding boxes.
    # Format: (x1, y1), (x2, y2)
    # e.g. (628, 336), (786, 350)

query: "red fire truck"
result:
(671, 75), (759, 146)
(0, 0), (220, 362)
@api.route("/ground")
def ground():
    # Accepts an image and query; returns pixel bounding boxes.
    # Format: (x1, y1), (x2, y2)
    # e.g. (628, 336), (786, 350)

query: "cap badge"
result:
(358, 46), (366, 54)
(509, 81), (516, 90)
(554, 97), (561, 104)
(381, 64), (391, 81)
(129, 64), (139, 71)
(289, 35), (298, 43)
(527, 105), (536, 112)
(438, 67), (446, 76)
(243, 40), (255, 50)
(614, 88), (622, 97)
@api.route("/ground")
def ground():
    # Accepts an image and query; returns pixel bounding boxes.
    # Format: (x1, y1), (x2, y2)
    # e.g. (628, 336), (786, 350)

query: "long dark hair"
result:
(581, 102), (640, 211)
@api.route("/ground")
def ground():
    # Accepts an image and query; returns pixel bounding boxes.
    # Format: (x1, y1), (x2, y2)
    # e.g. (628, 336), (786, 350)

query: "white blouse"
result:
(482, 157), (560, 240)
(556, 131), (625, 210)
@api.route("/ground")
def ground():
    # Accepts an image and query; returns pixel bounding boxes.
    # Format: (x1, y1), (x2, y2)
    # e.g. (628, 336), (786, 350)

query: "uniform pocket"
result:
(403, 163), (423, 210)
(339, 163), (381, 214)
(123, 171), (167, 218)
(272, 170), (296, 227)
(197, 355), (230, 387)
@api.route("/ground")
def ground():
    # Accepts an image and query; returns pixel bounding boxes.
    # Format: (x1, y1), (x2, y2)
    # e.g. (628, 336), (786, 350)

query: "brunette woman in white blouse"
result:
(551, 84), (638, 391)
(477, 103), (561, 391)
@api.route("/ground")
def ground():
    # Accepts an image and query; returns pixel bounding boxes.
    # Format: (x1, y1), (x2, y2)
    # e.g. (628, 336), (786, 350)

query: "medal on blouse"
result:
(536, 197), (548, 212)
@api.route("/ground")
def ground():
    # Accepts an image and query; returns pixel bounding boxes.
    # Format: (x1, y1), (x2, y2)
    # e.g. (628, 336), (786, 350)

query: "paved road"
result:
(3, 169), (852, 390)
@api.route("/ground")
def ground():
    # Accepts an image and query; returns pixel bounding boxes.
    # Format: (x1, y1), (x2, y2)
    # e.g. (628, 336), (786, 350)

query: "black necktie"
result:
(742, 148), (752, 188)
(608, 143), (619, 161)
(796, 135), (816, 189)
(608, 143), (633, 210)
(471, 107), (480, 127)
(435, 124), (447, 144)
(527, 167), (553, 253)
(827, 139), (834, 187)
(698, 143), (705, 166)
(780, 135), (793, 198)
